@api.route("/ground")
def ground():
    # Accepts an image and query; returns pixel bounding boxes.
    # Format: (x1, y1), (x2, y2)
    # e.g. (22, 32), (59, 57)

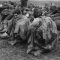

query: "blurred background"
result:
(0, 0), (60, 7)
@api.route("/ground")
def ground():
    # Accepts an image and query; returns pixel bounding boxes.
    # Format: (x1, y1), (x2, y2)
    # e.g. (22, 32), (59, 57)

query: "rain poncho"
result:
(27, 16), (58, 56)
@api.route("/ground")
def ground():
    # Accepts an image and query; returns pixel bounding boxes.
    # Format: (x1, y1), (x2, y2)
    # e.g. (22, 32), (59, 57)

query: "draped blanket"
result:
(27, 16), (58, 56)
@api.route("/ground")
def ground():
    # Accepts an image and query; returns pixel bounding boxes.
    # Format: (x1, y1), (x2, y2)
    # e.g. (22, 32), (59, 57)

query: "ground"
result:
(0, 38), (60, 60)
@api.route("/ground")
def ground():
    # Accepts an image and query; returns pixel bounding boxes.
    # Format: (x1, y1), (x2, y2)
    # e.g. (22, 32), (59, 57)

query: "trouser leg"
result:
(7, 20), (13, 35)
(14, 21), (21, 34)
(27, 29), (35, 54)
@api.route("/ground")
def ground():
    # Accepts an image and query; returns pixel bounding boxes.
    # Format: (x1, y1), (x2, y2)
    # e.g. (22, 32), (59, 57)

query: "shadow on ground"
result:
(0, 38), (60, 60)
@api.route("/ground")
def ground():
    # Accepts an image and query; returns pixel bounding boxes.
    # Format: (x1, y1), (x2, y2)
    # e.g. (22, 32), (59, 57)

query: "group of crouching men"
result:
(0, 4), (58, 56)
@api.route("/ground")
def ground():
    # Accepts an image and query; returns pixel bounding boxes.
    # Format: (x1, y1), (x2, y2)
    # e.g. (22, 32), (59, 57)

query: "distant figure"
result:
(21, 0), (28, 14)
(21, 0), (28, 8)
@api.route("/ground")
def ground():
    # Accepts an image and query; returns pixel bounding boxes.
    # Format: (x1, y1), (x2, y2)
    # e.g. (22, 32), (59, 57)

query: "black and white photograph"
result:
(0, 0), (60, 60)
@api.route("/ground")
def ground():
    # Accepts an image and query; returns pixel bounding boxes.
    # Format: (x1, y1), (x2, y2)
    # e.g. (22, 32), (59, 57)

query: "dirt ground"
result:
(0, 38), (60, 60)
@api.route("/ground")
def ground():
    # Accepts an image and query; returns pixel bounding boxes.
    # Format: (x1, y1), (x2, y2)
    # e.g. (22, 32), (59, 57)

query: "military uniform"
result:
(27, 16), (58, 56)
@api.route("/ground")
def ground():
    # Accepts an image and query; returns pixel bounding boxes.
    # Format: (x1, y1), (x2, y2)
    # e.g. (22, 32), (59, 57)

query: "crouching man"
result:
(27, 8), (58, 56)
(7, 12), (31, 45)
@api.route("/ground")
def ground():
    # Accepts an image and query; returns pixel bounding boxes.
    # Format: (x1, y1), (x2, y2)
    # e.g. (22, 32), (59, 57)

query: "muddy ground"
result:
(0, 38), (60, 60)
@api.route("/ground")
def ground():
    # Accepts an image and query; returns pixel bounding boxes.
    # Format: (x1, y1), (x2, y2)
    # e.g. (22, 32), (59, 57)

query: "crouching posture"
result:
(27, 16), (58, 56)
(7, 13), (31, 45)
(14, 15), (30, 40)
